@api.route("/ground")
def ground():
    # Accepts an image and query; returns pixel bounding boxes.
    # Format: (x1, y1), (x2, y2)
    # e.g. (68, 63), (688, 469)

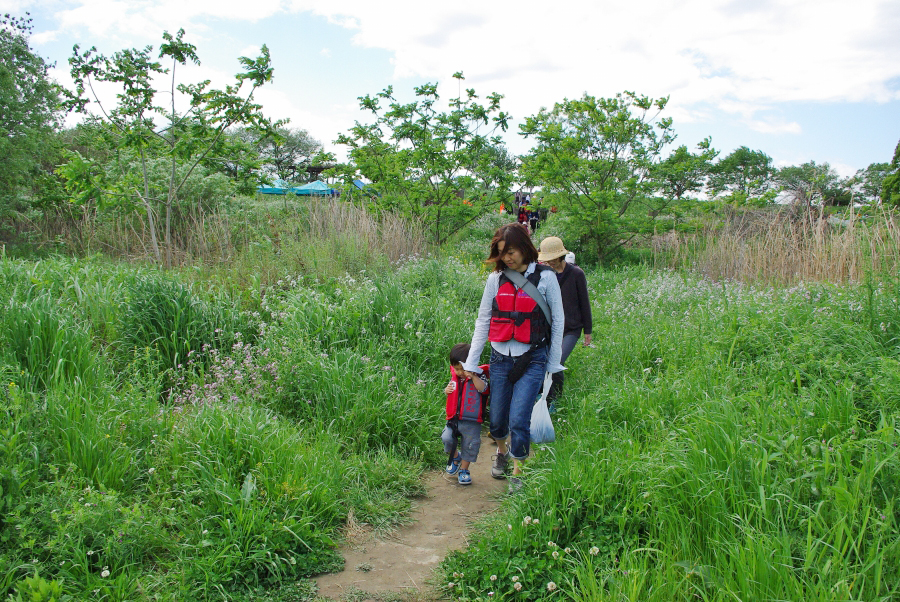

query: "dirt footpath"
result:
(314, 434), (507, 600)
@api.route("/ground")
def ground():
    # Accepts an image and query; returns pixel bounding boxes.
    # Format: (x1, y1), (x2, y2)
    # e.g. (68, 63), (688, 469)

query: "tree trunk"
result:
(139, 149), (162, 264)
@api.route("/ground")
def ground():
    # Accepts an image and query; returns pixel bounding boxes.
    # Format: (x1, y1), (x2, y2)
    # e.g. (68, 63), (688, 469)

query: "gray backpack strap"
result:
(502, 268), (552, 324)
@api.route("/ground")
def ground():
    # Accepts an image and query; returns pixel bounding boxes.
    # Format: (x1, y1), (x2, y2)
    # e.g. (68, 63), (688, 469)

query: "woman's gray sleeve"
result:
(463, 273), (499, 371)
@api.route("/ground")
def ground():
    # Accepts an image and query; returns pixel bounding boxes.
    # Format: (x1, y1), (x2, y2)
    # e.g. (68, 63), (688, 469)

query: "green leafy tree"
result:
(882, 139), (900, 207)
(707, 146), (775, 200)
(519, 91), (674, 261)
(253, 125), (324, 183)
(0, 13), (62, 213)
(776, 161), (847, 211)
(848, 161), (890, 205)
(193, 124), (266, 195)
(653, 139), (718, 202)
(63, 29), (275, 266)
(334, 72), (514, 245)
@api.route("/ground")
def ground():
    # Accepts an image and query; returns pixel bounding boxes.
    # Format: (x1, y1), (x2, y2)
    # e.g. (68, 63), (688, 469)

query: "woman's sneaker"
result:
(457, 469), (472, 485)
(446, 454), (461, 475)
(491, 452), (509, 479)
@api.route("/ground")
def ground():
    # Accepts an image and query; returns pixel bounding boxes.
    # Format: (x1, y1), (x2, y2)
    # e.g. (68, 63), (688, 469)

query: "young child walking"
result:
(442, 343), (490, 486)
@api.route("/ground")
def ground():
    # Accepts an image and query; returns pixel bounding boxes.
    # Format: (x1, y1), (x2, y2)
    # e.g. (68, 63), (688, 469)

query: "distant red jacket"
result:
(445, 364), (490, 423)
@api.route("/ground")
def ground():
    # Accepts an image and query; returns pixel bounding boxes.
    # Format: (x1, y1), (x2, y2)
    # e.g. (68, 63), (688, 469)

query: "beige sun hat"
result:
(538, 236), (568, 261)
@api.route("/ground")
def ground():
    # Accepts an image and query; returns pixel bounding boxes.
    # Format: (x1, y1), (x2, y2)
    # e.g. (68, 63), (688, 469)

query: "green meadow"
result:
(1, 210), (898, 601)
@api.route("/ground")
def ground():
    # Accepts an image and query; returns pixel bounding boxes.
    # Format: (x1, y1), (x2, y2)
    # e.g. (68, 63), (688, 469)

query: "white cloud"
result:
(25, 0), (900, 109)
(830, 161), (858, 178)
(747, 119), (803, 135)
(239, 45), (262, 58)
(30, 29), (59, 44)
(0, 1), (30, 13)
(279, 0), (900, 128)
(16, 0), (900, 170)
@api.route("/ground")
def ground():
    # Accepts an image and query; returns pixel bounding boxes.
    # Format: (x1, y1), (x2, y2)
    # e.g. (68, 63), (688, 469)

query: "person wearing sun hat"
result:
(538, 237), (593, 405)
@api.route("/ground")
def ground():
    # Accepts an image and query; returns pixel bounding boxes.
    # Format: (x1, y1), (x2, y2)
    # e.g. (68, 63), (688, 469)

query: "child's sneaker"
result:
(457, 469), (472, 485)
(491, 452), (509, 479)
(446, 454), (461, 475)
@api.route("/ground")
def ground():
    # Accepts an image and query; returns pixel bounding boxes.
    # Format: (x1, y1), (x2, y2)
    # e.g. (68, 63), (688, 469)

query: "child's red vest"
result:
(445, 364), (490, 423)
(488, 266), (550, 346)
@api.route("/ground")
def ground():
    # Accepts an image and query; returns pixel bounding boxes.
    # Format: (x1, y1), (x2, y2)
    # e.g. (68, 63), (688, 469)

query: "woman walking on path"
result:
(538, 237), (593, 405)
(462, 223), (565, 492)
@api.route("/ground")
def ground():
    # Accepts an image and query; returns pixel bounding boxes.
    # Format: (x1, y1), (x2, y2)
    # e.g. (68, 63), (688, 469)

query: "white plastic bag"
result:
(530, 372), (555, 444)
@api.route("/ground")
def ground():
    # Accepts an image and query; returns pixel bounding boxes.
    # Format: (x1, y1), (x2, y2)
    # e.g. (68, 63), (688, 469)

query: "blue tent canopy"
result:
(291, 180), (337, 195)
(257, 179), (291, 195)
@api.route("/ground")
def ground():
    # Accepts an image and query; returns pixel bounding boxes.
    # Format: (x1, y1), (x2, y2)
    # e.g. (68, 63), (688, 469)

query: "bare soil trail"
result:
(314, 434), (507, 601)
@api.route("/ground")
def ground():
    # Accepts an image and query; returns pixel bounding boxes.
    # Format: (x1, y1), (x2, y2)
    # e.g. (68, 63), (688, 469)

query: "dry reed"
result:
(11, 196), (428, 272)
(303, 196), (426, 264)
(657, 205), (900, 285)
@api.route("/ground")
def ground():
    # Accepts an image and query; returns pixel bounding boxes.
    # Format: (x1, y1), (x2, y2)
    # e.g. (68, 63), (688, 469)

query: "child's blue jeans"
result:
(488, 346), (548, 460)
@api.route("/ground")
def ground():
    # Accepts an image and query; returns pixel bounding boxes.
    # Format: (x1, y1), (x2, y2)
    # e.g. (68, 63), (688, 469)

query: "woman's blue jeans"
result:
(488, 346), (548, 459)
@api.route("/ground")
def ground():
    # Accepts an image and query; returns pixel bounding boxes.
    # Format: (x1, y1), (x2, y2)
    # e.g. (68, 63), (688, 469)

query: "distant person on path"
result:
(528, 209), (539, 232)
(517, 207), (529, 228)
(462, 223), (565, 493)
(538, 237), (592, 406)
(442, 343), (490, 486)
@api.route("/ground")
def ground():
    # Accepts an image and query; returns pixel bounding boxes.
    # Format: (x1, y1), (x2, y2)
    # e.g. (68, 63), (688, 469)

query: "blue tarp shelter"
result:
(291, 180), (337, 196)
(350, 179), (378, 196)
(257, 179), (291, 195)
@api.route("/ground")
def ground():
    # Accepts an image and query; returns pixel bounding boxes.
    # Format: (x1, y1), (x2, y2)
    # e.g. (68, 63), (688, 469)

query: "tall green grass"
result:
(2, 293), (99, 391)
(2, 248), (898, 600)
(442, 268), (900, 601)
(0, 255), (457, 599)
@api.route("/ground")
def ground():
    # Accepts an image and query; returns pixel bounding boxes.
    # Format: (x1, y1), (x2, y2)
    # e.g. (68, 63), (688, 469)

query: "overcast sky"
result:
(7, 0), (900, 176)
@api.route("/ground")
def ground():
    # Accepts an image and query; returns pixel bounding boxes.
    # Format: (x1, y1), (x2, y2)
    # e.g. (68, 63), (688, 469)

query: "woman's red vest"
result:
(445, 364), (490, 423)
(488, 266), (550, 346)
